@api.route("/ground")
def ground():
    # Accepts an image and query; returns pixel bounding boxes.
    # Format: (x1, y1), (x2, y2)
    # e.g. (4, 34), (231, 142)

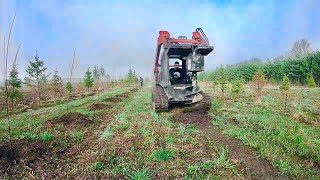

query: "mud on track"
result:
(172, 109), (288, 180)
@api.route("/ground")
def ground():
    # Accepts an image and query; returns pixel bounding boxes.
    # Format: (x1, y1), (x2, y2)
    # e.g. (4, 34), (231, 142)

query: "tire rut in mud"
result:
(172, 109), (288, 180)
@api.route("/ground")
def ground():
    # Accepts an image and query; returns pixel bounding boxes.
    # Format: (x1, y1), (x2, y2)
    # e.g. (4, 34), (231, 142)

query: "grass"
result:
(100, 127), (113, 139)
(92, 161), (105, 171)
(70, 130), (84, 143)
(128, 168), (153, 180)
(40, 131), (54, 142)
(2, 83), (318, 179)
(206, 83), (320, 179)
(148, 148), (175, 161)
(0, 87), (131, 140)
(93, 87), (243, 179)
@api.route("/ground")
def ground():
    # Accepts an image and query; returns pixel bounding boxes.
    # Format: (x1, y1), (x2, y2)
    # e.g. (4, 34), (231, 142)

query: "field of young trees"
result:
(1, 15), (319, 180)
(0, 78), (319, 179)
(199, 39), (320, 87)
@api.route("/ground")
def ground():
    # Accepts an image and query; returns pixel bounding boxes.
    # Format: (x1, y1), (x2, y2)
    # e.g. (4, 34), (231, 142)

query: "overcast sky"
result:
(1, 0), (320, 79)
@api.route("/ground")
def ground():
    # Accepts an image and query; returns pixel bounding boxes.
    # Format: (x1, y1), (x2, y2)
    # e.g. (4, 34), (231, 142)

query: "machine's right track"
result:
(152, 85), (169, 112)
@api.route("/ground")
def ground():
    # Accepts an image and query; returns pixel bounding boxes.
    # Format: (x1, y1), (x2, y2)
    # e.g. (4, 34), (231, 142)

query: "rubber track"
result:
(152, 85), (169, 112)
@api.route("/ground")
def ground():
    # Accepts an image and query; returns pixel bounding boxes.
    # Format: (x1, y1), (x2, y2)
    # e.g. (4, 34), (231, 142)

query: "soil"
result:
(172, 109), (288, 180)
(172, 109), (211, 125)
(0, 139), (49, 174)
(104, 96), (123, 103)
(48, 112), (92, 126)
(88, 103), (111, 111)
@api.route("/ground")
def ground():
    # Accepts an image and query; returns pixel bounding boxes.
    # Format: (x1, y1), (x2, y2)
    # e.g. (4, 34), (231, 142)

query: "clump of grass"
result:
(40, 131), (54, 142)
(20, 132), (38, 140)
(100, 127), (113, 139)
(148, 148), (175, 161)
(128, 168), (152, 180)
(115, 120), (131, 130)
(185, 160), (216, 179)
(165, 135), (175, 145)
(215, 147), (234, 169)
(55, 99), (64, 105)
(92, 161), (104, 171)
(139, 127), (151, 137)
(70, 130), (84, 143)
(178, 124), (197, 134)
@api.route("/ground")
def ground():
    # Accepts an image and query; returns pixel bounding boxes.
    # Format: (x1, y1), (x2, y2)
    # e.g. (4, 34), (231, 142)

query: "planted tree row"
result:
(0, 52), (140, 112)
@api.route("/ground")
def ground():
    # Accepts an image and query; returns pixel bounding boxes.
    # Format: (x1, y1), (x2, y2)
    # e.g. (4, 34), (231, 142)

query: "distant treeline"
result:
(199, 42), (320, 87)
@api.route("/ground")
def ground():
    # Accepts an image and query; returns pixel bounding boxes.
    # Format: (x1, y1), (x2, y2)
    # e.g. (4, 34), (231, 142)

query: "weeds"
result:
(211, 86), (320, 179)
(92, 161), (104, 171)
(127, 168), (152, 180)
(100, 127), (113, 139)
(20, 132), (38, 140)
(40, 131), (54, 142)
(185, 160), (217, 179)
(148, 148), (175, 161)
(70, 130), (84, 143)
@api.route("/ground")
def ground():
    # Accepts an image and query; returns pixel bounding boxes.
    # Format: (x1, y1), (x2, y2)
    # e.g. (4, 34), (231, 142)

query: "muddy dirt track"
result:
(172, 109), (288, 180)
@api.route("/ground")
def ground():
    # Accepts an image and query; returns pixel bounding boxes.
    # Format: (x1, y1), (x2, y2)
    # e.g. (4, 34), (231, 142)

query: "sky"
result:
(0, 0), (320, 80)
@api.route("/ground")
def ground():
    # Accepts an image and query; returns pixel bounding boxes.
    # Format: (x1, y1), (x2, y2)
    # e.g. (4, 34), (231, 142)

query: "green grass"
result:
(70, 130), (84, 143)
(128, 168), (152, 180)
(0, 87), (130, 140)
(92, 161), (105, 171)
(95, 87), (243, 179)
(40, 131), (54, 142)
(148, 148), (175, 161)
(210, 86), (320, 179)
(3, 84), (318, 179)
(20, 132), (38, 140)
(100, 127), (113, 139)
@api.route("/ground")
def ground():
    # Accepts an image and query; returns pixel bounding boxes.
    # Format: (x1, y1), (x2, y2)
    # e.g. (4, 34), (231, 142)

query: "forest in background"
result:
(199, 39), (320, 87)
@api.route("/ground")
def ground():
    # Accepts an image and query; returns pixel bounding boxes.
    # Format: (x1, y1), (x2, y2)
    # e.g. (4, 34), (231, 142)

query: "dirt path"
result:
(173, 109), (288, 180)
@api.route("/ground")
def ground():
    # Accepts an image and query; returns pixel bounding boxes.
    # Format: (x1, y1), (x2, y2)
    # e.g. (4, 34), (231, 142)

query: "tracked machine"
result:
(152, 28), (214, 112)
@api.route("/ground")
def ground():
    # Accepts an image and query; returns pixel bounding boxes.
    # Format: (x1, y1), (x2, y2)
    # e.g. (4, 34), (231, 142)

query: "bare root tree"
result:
(2, 13), (17, 152)
(93, 66), (101, 103)
(279, 76), (290, 111)
(66, 49), (77, 112)
(251, 70), (267, 104)
(217, 66), (228, 101)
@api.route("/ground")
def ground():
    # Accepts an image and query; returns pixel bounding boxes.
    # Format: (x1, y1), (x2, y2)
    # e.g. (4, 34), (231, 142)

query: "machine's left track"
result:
(152, 85), (169, 112)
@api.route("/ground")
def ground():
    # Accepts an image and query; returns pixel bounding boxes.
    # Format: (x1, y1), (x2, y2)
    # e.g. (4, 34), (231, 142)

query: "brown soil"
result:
(172, 109), (211, 125)
(172, 109), (288, 180)
(48, 112), (92, 126)
(87, 103), (111, 111)
(104, 96), (123, 103)
(0, 139), (49, 174)
(104, 88), (139, 103)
